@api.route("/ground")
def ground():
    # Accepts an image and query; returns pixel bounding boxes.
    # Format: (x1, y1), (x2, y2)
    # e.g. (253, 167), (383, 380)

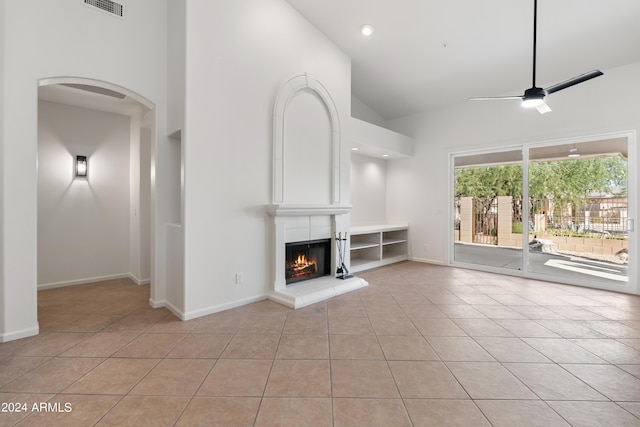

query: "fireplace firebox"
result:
(285, 239), (331, 284)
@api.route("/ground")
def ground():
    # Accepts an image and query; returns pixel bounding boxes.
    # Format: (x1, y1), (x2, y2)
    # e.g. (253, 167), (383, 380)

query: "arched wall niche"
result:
(272, 73), (341, 205)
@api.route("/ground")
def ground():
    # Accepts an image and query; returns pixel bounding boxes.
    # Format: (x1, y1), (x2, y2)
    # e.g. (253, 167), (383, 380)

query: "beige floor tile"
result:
(12, 333), (92, 357)
(1, 357), (102, 394)
(412, 318), (467, 337)
(363, 303), (407, 317)
(457, 294), (500, 305)
(17, 394), (121, 427)
(509, 305), (567, 320)
(369, 316), (420, 335)
(534, 320), (606, 338)
(522, 338), (607, 364)
(95, 395), (189, 427)
(446, 362), (537, 399)
(328, 316), (373, 334)
(488, 294), (536, 306)
(39, 313), (123, 333)
(61, 333), (139, 357)
(471, 305), (526, 320)
(0, 357), (50, 382)
(570, 338), (640, 364)
(198, 359), (272, 396)
(189, 314), (242, 334)
(452, 318), (513, 337)
(584, 321), (640, 339)
(378, 335), (440, 360)
(220, 334), (280, 359)
(549, 306), (608, 320)
(166, 333), (232, 358)
(145, 316), (197, 333)
(283, 315), (328, 334)
(175, 397), (261, 426)
(65, 358), (158, 395)
(504, 363), (605, 400)
(333, 398), (412, 427)
(388, 361), (468, 399)
(474, 337), (550, 362)
(237, 315), (286, 334)
(618, 364), (640, 378)
(426, 337), (495, 362)
(435, 304), (487, 319)
(327, 303), (367, 317)
(495, 320), (560, 338)
(476, 400), (570, 427)
(561, 364), (640, 401)
(619, 339), (640, 352)
(549, 401), (640, 427)
(329, 334), (384, 359)
(400, 304), (448, 319)
(424, 293), (467, 305)
(254, 398), (332, 427)
(275, 334), (329, 360)
(331, 360), (399, 398)
(114, 333), (185, 358)
(130, 358), (214, 396)
(264, 360), (330, 397)
(617, 402), (640, 419)
(103, 311), (169, 333)
(404, 399), (490, 427)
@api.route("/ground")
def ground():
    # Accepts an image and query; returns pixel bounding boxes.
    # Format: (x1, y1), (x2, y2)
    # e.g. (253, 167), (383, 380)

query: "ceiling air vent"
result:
(84, 0), (124, 18)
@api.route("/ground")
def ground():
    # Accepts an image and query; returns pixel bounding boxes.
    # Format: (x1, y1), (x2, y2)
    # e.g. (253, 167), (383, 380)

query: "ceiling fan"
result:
(470, 0), (603, 114)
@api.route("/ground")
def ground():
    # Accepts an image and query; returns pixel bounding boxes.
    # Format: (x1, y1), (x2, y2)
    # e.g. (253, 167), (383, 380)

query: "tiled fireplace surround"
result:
(266, 73), (367, 308)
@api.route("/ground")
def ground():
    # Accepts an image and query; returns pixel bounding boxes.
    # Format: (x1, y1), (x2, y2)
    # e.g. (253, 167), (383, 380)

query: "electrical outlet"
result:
(235, 273), (243, 284)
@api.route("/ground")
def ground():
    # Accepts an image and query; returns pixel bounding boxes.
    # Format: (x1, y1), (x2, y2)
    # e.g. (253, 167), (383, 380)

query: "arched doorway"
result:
(37, 77), (156, 323)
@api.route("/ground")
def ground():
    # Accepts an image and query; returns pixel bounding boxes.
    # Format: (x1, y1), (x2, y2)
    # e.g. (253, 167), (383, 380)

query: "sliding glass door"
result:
(526, 138), (629, 286)
(453, 149), (523, 271)
(451, 135), (634, 292)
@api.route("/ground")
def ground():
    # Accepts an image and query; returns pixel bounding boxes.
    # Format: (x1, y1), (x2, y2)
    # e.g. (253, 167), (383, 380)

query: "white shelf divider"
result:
(349, 224), (408, 273)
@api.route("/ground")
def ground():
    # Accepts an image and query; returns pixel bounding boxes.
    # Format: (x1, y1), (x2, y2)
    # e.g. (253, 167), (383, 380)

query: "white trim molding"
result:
(272, 73), (342, 205)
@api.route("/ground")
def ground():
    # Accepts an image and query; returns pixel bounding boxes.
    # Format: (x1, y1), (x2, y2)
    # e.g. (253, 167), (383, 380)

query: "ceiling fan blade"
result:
(536, 102), (552, 114)
(469, 96), (523, 101)
(544, 70), (603, 95)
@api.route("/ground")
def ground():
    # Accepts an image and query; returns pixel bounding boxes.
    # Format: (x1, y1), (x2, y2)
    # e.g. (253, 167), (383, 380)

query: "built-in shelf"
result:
(349, 224), (408, 272)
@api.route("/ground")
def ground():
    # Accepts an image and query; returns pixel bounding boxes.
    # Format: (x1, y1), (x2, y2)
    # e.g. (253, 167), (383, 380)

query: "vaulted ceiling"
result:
(285, 0), (640, 119)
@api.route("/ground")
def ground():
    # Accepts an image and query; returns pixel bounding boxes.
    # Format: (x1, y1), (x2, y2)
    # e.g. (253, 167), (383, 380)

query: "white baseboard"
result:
(129, 273), (150, 286)
(0, 325), (39, 343)
(38, 273), (132, 290)
(181, 295), (267, 321)
(410, 257), (446, 265)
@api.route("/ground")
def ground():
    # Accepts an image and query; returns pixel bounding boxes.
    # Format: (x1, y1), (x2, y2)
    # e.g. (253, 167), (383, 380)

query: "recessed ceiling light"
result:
(382, 154), (389, 158)
(360, 24), (374, 36)
(351, 147), (359, 151)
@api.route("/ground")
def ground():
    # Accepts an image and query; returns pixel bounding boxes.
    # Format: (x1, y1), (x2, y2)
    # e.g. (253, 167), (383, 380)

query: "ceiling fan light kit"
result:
(470, 0), (603, 114)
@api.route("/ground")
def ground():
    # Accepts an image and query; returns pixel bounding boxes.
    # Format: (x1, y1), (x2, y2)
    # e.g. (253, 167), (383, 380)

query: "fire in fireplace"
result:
(285, 239), (331, 284)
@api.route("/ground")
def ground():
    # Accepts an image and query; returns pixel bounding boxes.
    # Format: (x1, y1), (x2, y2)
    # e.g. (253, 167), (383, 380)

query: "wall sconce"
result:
(75, 155), (88, 178)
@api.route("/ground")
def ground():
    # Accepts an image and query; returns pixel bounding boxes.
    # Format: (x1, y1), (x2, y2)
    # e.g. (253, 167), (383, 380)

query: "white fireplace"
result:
(265, 73), (367, 308)
(266, 205), (367, 308)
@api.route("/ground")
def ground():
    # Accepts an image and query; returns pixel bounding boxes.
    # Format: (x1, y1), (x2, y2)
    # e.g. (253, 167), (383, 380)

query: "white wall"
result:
(386, 61), (640, 293)
(350, 153), (387, 226)
(181, 0), (351, 318)
(351, 95), (388, 128)
(38, 101), (130, 286)
(1, 0), (170, 341)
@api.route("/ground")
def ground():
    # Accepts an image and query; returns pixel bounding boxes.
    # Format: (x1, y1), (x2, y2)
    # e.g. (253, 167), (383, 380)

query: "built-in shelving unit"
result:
(349, 225), (408, 272)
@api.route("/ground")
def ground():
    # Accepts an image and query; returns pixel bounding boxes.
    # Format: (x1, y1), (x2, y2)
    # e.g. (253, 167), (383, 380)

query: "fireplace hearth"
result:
(285, 239), (331, 284)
